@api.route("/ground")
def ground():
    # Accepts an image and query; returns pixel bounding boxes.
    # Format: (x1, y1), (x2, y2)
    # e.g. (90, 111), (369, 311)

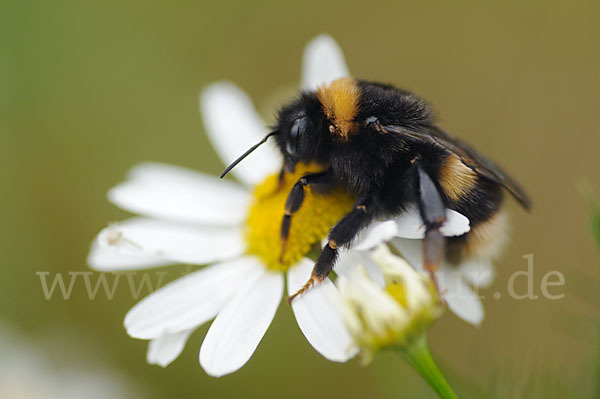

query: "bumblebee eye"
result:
(287, 116), (308, 155)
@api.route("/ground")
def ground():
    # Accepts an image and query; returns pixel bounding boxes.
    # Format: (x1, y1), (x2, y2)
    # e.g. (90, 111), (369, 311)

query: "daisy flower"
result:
(347, 210), (498, 326)
(335, 244), (443, 361)
(87, 34), (481, 377)
(334, 245), (457, 399)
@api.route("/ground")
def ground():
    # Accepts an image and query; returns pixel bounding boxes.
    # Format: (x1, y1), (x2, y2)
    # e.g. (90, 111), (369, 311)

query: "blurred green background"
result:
(2, 0), (599, 397)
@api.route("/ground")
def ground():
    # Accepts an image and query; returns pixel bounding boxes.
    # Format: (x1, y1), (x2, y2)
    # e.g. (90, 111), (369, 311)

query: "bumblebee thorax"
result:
(316, 77), (360, 140)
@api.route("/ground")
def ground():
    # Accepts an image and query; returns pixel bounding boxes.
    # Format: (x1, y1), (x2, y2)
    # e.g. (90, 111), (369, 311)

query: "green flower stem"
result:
(399, 335), (457, 399)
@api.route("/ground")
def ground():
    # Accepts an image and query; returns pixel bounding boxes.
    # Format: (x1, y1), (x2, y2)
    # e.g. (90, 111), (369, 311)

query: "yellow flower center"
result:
(244, 163), (355, 271)
(385, 281), (408, 309)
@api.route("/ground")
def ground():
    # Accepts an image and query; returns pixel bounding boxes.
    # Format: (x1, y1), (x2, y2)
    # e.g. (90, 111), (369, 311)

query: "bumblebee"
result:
(221, 78), (531, 301)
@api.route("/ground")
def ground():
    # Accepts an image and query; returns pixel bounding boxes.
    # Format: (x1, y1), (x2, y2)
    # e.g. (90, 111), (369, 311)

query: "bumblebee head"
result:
(272, 77), (365, 173)
(220, 78), (361, 178)
(273, 90), (341, 173)
(277, 114), (312, 173)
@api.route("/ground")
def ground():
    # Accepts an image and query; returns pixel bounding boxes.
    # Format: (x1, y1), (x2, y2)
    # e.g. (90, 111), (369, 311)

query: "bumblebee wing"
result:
(381, 124), (532, 210)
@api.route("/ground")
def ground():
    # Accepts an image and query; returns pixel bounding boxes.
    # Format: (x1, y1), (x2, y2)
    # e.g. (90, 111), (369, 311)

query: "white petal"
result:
(438, 269), (485, 326)
(301, 35), (350, 90)
(125, 257), (264, 339)
(200, 82), (280, 186)
(390, 237), (424, 273)
(287, 260), (358, 362)
(395, 206), (470, 239)
(199, 270), (283, 377)
(88, 239), (172, 271)
(440, 210), (471, 237)
(335, 249), (385, 288)
(89, 218), (245, 271)
(108, 162), (249, 226)
(458, 258), (495, 289)
(353, 220), (398, 251)
(146, 330), (193, 367)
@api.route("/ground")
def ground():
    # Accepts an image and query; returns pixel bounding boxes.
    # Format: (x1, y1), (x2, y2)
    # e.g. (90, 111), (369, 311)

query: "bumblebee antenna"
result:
(220, 131), (280, 178)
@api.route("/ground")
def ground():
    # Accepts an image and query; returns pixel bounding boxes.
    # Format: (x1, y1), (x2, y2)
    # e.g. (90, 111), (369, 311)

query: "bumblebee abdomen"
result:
(436, 155), (507, 263)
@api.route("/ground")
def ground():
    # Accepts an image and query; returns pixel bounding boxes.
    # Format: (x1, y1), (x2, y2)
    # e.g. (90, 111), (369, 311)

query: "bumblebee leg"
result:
(276, 167), (286, 191)
(414, 159), (447, 292)
(288, 201), (375, 302)
(279, 171), (333, 262)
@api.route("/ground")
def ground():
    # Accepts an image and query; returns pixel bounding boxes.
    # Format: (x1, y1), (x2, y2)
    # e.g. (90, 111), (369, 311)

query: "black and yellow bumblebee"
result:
(221, 78), (531, 301)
